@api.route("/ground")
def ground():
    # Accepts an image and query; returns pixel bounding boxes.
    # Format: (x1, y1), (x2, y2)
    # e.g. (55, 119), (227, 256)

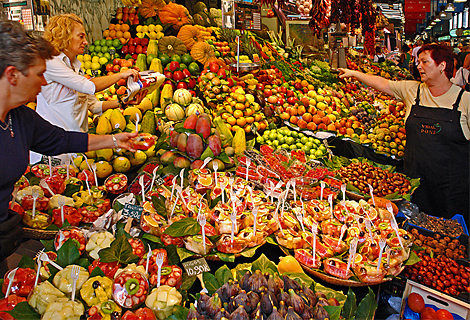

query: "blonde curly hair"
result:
(44, 14), (84, 53)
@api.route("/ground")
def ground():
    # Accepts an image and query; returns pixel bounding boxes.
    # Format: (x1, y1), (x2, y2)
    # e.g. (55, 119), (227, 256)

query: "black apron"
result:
(404, 84), (469, 225)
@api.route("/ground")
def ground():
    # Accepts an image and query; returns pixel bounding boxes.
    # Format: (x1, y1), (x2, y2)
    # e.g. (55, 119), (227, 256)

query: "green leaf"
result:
(116, 228), (131, 239)
(6, 302), (41, 320)
(217, 152), (231, 164)
(154, 132), (169, 151)
(177, 247), (195, 262)
(266, 235), (278, 245)
(200, 146), (214, 161)
(151, 195), (168, 218)
(315, 283), (347, 304)
(342, 288), (357, 320)
(163, 218), (201, 237)
(40, 239), (55, 252)
(166, 244), (180, 265)
(405, 250), (421, 265)
(202, 272), (220, 294)
(324, 305), (343, 320)
(180, 273), (197, 291)
(77, 258), (91, 269)
(142, 233), (163, 244)
(90, 266), (105, 277)
(168, 305), (189, 320)
(215, 265), (233, 287)
(63, 184), (80, 198)
(98, 235), (139, 265)
(246, 138), (256, 150)
(0, 279), (4, 299)
(251, 254), (278, 275)
(214, 252), (235, 262)
(56, 238), (80, 267)
(282, 272), (315, 287)
(240, 245), (260, 258)
(17, 255), (36, 269)
(355, 287), (377, 320)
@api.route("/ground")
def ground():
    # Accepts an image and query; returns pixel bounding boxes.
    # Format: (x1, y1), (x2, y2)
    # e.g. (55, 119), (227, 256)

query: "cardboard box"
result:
(400, 280), (470, 320)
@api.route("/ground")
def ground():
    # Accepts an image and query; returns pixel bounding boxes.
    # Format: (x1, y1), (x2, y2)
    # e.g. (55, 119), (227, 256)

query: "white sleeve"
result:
(45, 59), (96, 95)
(87, 94), (103, 115)
(373, 56), (378, 63)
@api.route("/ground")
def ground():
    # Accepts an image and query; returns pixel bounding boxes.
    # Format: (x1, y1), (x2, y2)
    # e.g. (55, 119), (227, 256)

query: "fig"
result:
(250, 302), (266, 320)
(278, 301), (287, 318)
(197, 292), (210, 314)
(177, 133), (188, 152)
(208, 135), (222, 156)
(301, 305), (314, 320)
(227, 280), (241, 298)
(287, 289), (305, 315)
(315, 291), (327, 300)
(240, 272), (251, 291)
(230, 290), (249, 313)
(285, 306), (302, 320)
(247, 290), (260, 313)
(207, 293), (222, 317)
(267, 275), (279, 297)
(187, 134), (204, 159)
(301, 285), (316, 306)
(267, 307), (283, 320)
(260, 290), (277, 315)
(248, 270), (268, 294)
(184, 114), (199, 130)
(231, 305), (249, 320)
(195, 116), (211, 140)
(277, 289), (289, 305)
(187, 303), (200, 320)
(283, 275), (301, 292)
(316, 297), (329, 307)
(313, 305), (329, 320)
(214, 307), (230, 320)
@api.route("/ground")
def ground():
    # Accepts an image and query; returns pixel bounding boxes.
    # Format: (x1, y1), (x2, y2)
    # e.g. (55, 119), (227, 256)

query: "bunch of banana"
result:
(121, 0), (141, 7)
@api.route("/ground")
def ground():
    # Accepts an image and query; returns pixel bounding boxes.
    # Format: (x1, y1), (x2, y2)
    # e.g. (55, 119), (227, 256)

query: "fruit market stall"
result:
(2, 0), (470, 319)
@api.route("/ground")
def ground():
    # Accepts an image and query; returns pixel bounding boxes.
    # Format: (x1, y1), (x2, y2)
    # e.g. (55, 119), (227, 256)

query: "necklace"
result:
(0, 114), (14, 138)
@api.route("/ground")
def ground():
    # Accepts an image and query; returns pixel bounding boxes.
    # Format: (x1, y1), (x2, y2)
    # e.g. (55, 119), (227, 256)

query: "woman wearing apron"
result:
(30, 14), (143, 164)
(339, 44), (470, 227)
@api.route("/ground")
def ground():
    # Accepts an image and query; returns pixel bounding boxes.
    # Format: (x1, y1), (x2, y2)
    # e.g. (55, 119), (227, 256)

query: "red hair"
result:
(418, 44), (454, 79)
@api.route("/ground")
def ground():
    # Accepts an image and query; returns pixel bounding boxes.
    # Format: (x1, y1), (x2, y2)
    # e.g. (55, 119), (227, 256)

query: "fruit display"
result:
(112, 270), (149, 308)
(145, 285), (182, 319)
(409, 228), (467, 259)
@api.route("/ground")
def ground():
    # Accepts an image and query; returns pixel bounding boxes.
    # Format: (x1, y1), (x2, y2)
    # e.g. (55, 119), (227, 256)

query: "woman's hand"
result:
(119, 68), (141, 81)
(338, 68), (356, 79)
(113, 132), (139, 152)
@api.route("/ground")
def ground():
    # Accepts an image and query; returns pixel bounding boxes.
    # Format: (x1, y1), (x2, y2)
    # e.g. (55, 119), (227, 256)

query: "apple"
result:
(128, 45), (136, 54)
(177, 82), (188, 89)
(136, 45), (143, 54)
(133, 38), (141, 46)
(121, 46), (129, 55)
(131, 54), (137, 60)
(113, 65), (121, 72)
(173, 70), (184, 82)
(286, 89), (294, 97)
(142, 46), (147, 54)
(164, 71), (173, 79)
(113, 58), (121, 66)
(294, 82), (302, 90)
(256, 83), (265, 91)
(169, 61), (180, 72)
(106, 64), (114, 72)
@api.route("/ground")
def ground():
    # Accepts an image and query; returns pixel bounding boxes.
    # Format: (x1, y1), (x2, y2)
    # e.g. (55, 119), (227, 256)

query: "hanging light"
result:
(434, 14), (441, 22)
(445, 0), (455, 11)
(431, 20), (437, 25)
(440, 6), (448, 18)
(455, 0), (465, 3)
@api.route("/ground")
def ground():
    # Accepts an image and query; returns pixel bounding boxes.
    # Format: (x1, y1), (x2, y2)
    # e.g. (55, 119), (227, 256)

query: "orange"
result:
(237, 117), (247, 126)
(244, 125), (251, 133)
(307, 122), (317, 130)
(298, 119), (307, 128)
(225, 105), (233, 113)
(317, 110), (325, 118)
(327, 123), (336, 131)
(109, 30), (117, 38)
(259, 121), (267, 131)
(115, 24), (121, 31)
(312, 114), (322, 125)
(244, 108), (254, 116)
(245, 116), (254, 124)
(221, 112), (230, 120)
(287, 107), (297, 117)
(290, 116), (298, 124)
(232, 125), (241, 132)
(227, 116), (237, 125)
(301, 80), (309, 87)
(318, 123), (327, 130)
(230, 100), (237, 107)
(308, 84), (314, 90)
(119, 38), (127, 45)
(109, 24), (115, 30)
(280, 112), (290, 120)
(225, 123), (232, 131)
(297, 105), (306, 115)
(121, 24), (130, 32)
(106, 37), (112, 40)
(123, 31), (131, 39)
(236, 94), (246, 103)
(321, 116), (331, 125)
(103, 30), (110, 37)
(233, 110), (243, 118)
(235, 103), (245, 110)
(302, 113), (312, 122)
(346, 128), (354, 135)
(116, 31), (123, 39)
(254, 114), (262, 122)
(116, 86), (127, 95)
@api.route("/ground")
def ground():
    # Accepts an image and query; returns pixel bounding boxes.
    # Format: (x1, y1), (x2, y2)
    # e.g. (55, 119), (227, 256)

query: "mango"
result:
(110, 109), (126, 131)
(186, 134), (203, 159)
(207, 134), (221, 157)
(173, 156), (191, 169)
(160, 151), (178, 165)
(176, 133), (188, 153)
(195, 117), (211, 140)
(207, 159), (224, 171)
(170, 132), (180, 148)
(96, 116), (112, 135)
(190, 160), (204, 170)
(183, 114), (198, 130)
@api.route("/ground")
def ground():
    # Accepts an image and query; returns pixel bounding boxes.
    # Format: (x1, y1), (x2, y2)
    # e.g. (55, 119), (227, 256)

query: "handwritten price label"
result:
(182, 258), (210, 277)
(122, 203), (143, 220)
(41, 155), (61, 167)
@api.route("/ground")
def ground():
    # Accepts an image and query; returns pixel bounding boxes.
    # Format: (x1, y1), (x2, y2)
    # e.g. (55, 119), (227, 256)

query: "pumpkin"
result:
(159, 3), (191, 30)
(165, 103), (185, 121)
(158, 36), (187, 57)
(173, 89), (192, 107)
(138, 0), (166, 18)
(190, 41), (215, 66)
(185, 103), (205, 117)
(177, 25), (205, 50)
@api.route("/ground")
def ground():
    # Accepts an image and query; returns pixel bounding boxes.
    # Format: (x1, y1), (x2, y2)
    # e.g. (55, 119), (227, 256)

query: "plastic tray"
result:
(397, 213), (469, 237)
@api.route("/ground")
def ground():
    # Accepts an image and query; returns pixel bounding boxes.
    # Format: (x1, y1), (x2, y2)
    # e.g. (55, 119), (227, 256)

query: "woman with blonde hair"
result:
(31, 14), (144, 163)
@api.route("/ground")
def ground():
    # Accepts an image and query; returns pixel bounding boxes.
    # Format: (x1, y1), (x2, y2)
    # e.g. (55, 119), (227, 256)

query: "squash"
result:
(165, 103), (185, 121)
(159, 3), (191, 30)
(138, 0), (166, 18)
(158, 36), (187, 57)
(185, 103), (204, 117)
(177, 25), (205, 50)
(190, 41), (215, 66)
(173, 89), (192, 106)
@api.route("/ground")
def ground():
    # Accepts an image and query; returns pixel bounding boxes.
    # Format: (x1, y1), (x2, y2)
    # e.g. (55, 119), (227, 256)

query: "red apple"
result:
(113, 64), (121, 72)
(136, 45), (143, 54)
(140, 38), (149, 46)
(128, 45), (136, 54)
(106, 64), (114, 72)
(176, 81), (188, 89)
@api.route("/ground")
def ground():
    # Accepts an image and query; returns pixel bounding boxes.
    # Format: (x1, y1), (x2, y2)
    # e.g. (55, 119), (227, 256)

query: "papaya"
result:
(135, 53), (147, 72)
(149, 58), (163, 73)
(160, 83), (174, 109)
(109, 109), (126, 131)
(213, 117), (233, 147)
(141, 109), (157, 135)
(147, 40), (159, 56)
(96, 116), (112, 135)
(233, 127), (246, 155)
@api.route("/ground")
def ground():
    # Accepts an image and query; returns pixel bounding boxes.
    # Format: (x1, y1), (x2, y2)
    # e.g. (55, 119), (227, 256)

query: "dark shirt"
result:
(0, 105), (88, 222)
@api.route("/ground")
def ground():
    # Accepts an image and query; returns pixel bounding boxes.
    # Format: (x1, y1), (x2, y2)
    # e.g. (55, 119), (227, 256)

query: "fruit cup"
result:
(54, 226), (86, 254)
(112, 270), (149, 309)
(105, 173), (128, 194)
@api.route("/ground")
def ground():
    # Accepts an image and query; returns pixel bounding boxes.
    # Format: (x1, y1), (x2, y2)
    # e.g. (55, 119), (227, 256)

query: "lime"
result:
(319, 145), (327, 153)
(170, 54), (181, 63)
(264, 130), (271, 136)
(300, 136), (308, 144)
(106, 39), (113, 47)
(302, 145), (311, 153)
(88, 45), (95, 52)
(298, 133), (305, 139)
(291, 131), (299, 138)
(314, 139), (321, 146)
(94, 40), (100, 46)
(113, 39), (121, 48)
(100, 39), (107, 46)
(309, 154), (317, 160)
(94, 45), (102, 53)
(104, 52), (111, 60)
(285, 137), (295, 145)
(268, 132), (277, 141)
(305, 141), (314, 149)
(272, 140), (280, 147)
(289, 144), (297, 150)
(285, 130), (292, 136)
(308, 137), (315, 142)
(101, 46), (109, 53)
(97, 52), (104, 58)
(314, 149), (324, 157)
(278, 136), (286, 144)
(296, 142), (303, 149)
(109, 46), (116, 52)
(179, 63), (187, 70)
(266, 140), (273, 146)
(215, 51), (221, 58)
(256, 136), (265, 144)
(309, 148), (316, 155)
(281, 144), (290, 149)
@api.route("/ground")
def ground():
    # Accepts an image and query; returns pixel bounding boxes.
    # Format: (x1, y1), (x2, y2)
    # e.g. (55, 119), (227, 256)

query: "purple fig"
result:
(197, 292), (210, 314)
(287, 289), (305, 315)
(240, 271), (252, 291)
(266, 275), (279, 297)
(250, 302), (266, 320)
(283, 275), (301, 292)
(248, 270), (268, 294)
(230, 290), (249, 313)
(207, 293), (222, 317)
(267, 307), (284, 320)
(301, 305), (314, 320)
(217, 280), (240, 303)
(187, 303), (200, 320)
(277, 289), (289, 304)
(246, 291), (260, 313)
(313, 305), (329, 320)
(275, 276), (284, 291)
(285, 306), (302, 320)
(231, 305), (250, 320)
(301, 285), (317, 307)
(228, 280), (241, 297)
(214, 308), (231, 320)
(316, 297), (329, 307)
(216, 285), (228, 304)
(224, 302), (233, 314)
(278, 301), (287, 318)
(260, 290), (277, 315)
(315, 291), (327, 300)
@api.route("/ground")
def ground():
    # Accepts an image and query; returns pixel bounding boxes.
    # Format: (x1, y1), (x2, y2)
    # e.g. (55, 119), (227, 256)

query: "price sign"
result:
(122, 203), (143, 220)
(41, 155), (61, 166)
(182, 258), (210, 277)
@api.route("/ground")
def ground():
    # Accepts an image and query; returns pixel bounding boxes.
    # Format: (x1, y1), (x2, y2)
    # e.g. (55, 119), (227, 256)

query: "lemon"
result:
(156, 32), (164, 40)
(278, 256), (304, 274)
(123, 107), (142, 123)
(95, 160), (113, 178)
(113, 156), (131, 173)
(92, 56), (100, 63)
(136, 32), (144, 39)
(98, 57), (108, 65)
(80, 158), (95, 171)
(142, 25), (149, 33)
(77, 54), (84, 62)
(85, 150), (97, 159)
(148, 24), (155, 32)
(143, 145), (156, 158)
(96, 148), (114, 161)
(149, 31), (157, 40)
(155, 25), (163, 32)
(91, 62), (101, 70)
(127, 150), (147, 166)
(83, 54), (92, 62)
(83, 61), (92, 70)
(136, 25), (143, 33)
(73, 155), (84, 168)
